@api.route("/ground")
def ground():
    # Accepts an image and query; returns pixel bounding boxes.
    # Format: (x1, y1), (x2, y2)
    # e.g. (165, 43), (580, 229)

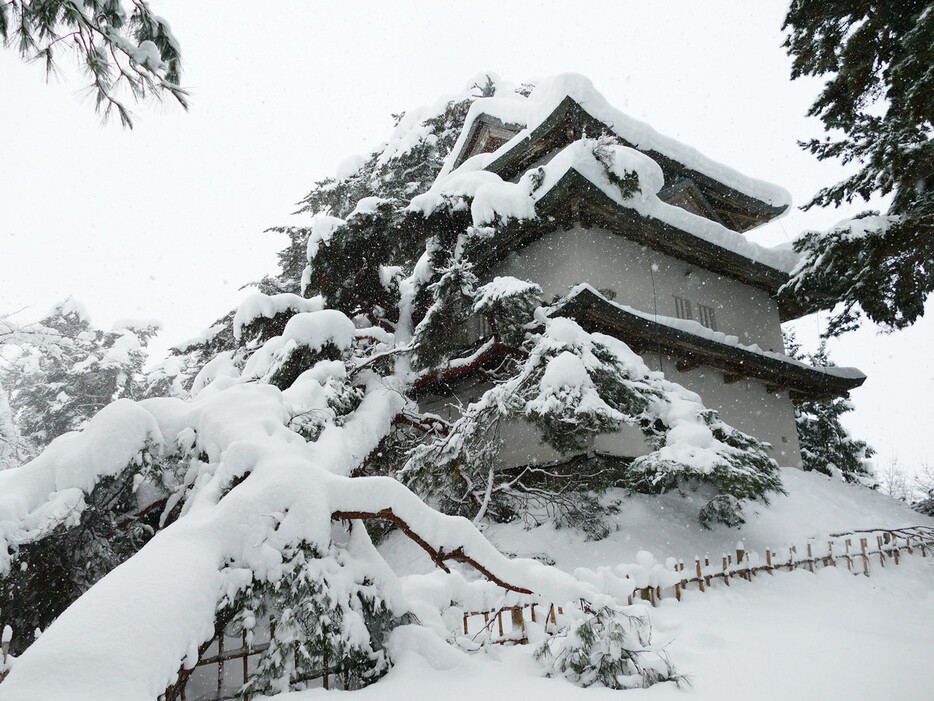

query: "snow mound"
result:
(232, 293), (325, 340)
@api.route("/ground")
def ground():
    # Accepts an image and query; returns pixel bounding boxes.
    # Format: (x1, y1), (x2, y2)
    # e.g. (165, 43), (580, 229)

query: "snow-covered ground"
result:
(350, 469), (934, 700)
(277, 555), (934, 701)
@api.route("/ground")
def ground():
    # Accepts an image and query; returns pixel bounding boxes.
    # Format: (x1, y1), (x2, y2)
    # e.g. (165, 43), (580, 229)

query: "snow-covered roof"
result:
(443, 74), (791, 233)
(554, 285), (865, 402)
(412, 136), (805, 318)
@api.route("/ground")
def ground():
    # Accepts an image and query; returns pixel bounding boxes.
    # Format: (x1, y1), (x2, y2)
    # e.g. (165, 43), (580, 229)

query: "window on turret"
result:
(673, 296), (693, 320)
(698, 304), (717, 331)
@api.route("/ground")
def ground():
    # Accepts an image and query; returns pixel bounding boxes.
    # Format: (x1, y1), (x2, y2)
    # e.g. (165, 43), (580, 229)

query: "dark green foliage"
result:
(235, 538), (399, 697)
(304, 202), (402, 321)
(625, 406), (783, 527)
(782, 1), (934, 334)
(535, 605), (681, 689)
(915, 493), (934, 516)
(0, 452), (169, 655)
(591, 135), (642, 199)
(781, 213), (934, 336)
(267, 342), (346, 391)
(270, 93), (480, 297)
(472, 278), (542, 348)
(698, 494), (745, 529)
(785, 334), (874, 481)
(412, 250), (478, 370)
(1, 0), (187, 127)
(294, 100), (474, 221)
(402, 322), (668, 534)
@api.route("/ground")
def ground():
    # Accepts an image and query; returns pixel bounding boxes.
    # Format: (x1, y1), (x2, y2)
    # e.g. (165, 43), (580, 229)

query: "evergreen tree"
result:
(784, 332), (874, 483)
(1, 0), (187, 127)
(0, 76), (802, 696)
(1, 299), (159, 448)
(0, 379), (32, 470)
(781, 1), (934, 335)
(535, 605), (681, 689)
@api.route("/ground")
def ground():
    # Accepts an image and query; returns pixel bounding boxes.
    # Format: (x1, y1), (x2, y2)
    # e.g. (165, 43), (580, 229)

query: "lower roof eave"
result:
(554, 287), (866, 403)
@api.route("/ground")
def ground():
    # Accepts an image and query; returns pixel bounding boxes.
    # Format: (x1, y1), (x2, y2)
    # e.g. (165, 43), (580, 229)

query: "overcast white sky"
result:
(1, 0), (931, 472)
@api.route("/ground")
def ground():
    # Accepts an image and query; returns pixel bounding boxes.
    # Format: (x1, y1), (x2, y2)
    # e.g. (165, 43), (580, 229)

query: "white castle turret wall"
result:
(493, 224), (785, 352)
(488, 223), (803, 467)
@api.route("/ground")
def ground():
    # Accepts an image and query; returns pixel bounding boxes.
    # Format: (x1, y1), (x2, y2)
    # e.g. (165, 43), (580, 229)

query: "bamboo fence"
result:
(459, 525), (934, 644)
(1, 525), (932, 698)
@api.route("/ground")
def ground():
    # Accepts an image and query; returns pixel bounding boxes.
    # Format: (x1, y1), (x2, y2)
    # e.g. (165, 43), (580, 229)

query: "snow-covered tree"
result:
(1, 299), (160, 449)
(784, 333), (874, 483)
(781, 1), (934, 335)
(536, 605), (680, 689)
(1, 0), (187, 127)
(0, 380), (31, 470)
(0, 75), (795, 698)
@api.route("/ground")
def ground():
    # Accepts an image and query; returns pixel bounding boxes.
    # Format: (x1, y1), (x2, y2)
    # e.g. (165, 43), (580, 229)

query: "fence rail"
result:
(2, 526), (932, 695)
(458, 525), (934, 644)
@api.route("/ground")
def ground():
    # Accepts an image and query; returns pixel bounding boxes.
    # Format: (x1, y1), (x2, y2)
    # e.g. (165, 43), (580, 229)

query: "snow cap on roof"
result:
(440, 73), (791, 210)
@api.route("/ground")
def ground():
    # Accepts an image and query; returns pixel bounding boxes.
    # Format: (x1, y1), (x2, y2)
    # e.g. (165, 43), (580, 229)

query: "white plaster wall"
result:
(419, 365), (800, 470)
(642, 353), (802, 467)
(496, 419), (652, 468)
(485, 222), (803, 467)
(419, 387), (652, 471)
(492, 224), (785, 351)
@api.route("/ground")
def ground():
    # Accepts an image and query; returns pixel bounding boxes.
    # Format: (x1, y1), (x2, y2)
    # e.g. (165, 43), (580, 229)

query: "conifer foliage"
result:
(0, 76), (798, 697)
(781, 1), (934, 335)
(784, 333), (874, 483)
(1, 299), (159, 449)
(1, 0), (187, 127)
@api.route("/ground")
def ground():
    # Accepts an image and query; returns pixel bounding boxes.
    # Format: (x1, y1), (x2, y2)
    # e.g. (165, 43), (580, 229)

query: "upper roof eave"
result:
(553, 286), (865, 402)
(459, 96), (789, 233)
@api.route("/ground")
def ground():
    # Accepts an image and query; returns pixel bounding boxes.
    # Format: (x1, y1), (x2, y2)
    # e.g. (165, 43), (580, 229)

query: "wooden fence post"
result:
(243, 631), (249, 686)
(876, 536), (886, 567)
(845, 539), (853, 572)
(511, 607), (525, 641)
(463, 613), (469, 635)
(696, 558), (705, 593)
(806, 543), (814, 573)
(722, 556), (730, 586)
(860, 538), (870, 576)
(217, 633), (224, 697)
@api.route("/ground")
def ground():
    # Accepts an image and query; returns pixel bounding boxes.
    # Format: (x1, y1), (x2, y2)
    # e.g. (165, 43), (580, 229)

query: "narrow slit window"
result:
(698, 304), (717, 331)
(673, 296), (693, 320)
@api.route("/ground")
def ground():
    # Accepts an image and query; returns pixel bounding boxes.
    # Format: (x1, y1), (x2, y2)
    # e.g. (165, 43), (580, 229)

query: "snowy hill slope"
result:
(383, 468), (934, 575)
(338, 471), (934, 700)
